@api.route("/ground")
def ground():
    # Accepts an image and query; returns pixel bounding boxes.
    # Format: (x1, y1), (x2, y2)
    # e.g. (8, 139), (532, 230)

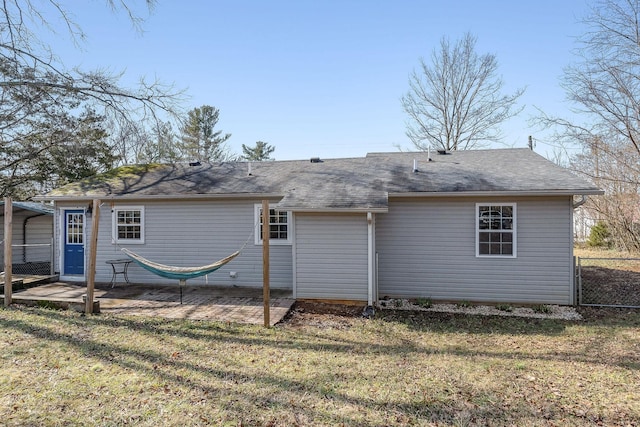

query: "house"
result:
(0, 201), (54, 275)
(37, 149), (603, 305)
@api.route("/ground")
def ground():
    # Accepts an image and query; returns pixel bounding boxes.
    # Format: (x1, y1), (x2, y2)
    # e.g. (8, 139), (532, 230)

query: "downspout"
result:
(570, 195), (587, 305)
(23, 213), (45, 263)
(572, 195), (587, 209)
(367, 212), (374, 306)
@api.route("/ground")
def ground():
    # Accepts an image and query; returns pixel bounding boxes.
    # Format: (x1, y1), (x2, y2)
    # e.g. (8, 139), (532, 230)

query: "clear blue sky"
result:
(57, 0), (592, 161)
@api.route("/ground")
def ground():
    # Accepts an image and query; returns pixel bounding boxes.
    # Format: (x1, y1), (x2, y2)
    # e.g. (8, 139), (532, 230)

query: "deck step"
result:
(2, 294), (100, 313)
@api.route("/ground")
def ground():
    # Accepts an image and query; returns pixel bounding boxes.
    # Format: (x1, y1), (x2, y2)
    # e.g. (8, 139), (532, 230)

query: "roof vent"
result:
(247, 161), (252, 176)
(413, 159), (419, 173)
(310, 157), (322, 163)
(437, 150), (449, 155)
(189, 161), (201, 166)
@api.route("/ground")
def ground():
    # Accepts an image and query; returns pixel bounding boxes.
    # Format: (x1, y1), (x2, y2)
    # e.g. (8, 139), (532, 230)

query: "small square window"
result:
(113, 207), (145, 244)
(255, 205), (292, 245)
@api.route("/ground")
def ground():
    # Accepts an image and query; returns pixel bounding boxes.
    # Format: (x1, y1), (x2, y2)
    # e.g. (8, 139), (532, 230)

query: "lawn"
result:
(0, 304), (639, 426)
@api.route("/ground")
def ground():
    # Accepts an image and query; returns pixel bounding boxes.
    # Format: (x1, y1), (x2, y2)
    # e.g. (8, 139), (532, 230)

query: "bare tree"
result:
(536, 0), (640, 251)
(0, 0), (183, 197)
(402, 33), (524, 151)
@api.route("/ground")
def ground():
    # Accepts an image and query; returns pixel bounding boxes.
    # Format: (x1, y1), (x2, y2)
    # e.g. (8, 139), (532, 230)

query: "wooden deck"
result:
(1, 282), (295, 326)
(0, 273), (59, 288)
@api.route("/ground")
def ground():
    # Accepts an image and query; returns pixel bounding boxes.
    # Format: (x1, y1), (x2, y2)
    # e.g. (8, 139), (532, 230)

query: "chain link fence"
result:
(576, 257), (640, 308)
(1, 243), (54, 276)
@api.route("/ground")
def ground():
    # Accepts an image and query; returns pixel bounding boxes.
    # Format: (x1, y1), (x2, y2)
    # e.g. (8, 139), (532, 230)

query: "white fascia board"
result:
(35, 193), (284, 202)
(281, 207), (389, 214)
(389, 189), (604, 198)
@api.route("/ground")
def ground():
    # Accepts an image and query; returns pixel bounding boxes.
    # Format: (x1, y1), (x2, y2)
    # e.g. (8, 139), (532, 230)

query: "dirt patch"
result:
(579, 266), (640, 306)
(282, 300), (587, 328)
(281, 301), (365, 328)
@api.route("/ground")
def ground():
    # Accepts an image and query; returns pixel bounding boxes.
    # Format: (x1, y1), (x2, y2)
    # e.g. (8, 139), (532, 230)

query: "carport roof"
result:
(0, 201), (54, 215)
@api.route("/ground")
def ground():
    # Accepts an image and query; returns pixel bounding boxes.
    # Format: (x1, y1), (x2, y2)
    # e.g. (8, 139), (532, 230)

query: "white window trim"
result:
(112, 206), (145, 245)
(254, 204), (292, 245)
(475, 203), (517, 258)
(58, 207), (87, 280)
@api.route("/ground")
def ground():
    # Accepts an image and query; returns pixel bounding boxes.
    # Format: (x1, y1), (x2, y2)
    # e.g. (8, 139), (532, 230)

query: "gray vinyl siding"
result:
(376, 196), (574, 305)
(56, 200), (293, 288)
(1, 209), (53, 265)
(295, 213), (368, 301)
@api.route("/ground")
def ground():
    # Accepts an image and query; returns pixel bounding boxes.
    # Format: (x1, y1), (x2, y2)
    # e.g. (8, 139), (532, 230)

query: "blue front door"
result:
(64, 210), (85, 275)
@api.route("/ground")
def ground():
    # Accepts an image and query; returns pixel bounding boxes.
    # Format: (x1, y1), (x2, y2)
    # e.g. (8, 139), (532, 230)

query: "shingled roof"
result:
(41, 149), (602, 211)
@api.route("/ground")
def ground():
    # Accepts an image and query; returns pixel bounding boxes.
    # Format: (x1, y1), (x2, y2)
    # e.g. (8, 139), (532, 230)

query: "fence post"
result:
(50, 237), (55, 275)
(4, 197), (12, 306)
(577, 257), (582, 306)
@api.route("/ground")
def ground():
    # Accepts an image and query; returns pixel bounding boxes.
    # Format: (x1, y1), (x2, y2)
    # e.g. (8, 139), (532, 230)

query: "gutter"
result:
(390, 189), (605, 198)
(34, 193), (285, 203)
(572, 195), (588, 209)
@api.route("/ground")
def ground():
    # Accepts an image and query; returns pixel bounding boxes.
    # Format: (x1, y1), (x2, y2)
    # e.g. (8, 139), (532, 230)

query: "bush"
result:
(587, 221), (612, 248)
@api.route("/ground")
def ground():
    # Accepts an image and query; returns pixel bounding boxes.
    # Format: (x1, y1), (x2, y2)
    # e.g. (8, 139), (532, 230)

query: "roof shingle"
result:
(41, 149), (602, 210)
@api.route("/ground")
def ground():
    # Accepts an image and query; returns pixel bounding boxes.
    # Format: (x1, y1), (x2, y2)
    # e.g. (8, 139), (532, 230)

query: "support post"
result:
(262, 199), (270, 327)
(367, 212), (374, 306)
(179, 279), (185, 304)
(4, 197), (12, 306)
(85, 199), (100, 314)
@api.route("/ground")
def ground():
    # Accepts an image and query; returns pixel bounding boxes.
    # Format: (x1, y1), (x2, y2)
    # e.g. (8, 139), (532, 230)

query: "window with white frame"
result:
(476, 204), (516, 257)
(113, 207), (145, 244)
(254, 205), (291, 245)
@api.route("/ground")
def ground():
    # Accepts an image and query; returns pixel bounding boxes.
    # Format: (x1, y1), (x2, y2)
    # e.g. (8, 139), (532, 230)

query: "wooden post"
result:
(262, 199), (270, 327)
(4, 197), (12, 307)
(85, 199), (100, 314)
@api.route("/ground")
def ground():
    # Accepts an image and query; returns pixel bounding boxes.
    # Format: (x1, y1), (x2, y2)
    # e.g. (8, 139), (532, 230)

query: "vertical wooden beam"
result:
(85, 199), (100, 314)
(4, 197), (12, 307)
(262, 199), (270, 327)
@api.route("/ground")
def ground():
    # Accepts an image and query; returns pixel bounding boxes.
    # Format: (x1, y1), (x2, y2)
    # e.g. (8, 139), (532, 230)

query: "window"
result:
(254, 204), (291, 245)
(113, 207), (145, 244)
(476, 204), (516, 257)
(66, 212), (84, 244)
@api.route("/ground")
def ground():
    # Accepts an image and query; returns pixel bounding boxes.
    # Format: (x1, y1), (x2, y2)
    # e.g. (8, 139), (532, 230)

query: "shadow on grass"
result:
(376, 309), (571, 335)
(0, 306), (525, 425)
(1, 304), (639, 425)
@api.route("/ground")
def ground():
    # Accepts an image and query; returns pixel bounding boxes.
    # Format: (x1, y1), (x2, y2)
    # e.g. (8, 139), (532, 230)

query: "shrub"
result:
(532, 304), (551, 314)
(415, 297), (432, 308)
(496, 304), (513, 312)
(587, 221), (612, 248)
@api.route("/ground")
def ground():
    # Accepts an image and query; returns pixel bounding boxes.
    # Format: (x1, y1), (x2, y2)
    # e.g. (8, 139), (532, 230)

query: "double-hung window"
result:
(113, 207), (145, 244)
(476, 203), (516, 257)
(254, 205), (291, 245)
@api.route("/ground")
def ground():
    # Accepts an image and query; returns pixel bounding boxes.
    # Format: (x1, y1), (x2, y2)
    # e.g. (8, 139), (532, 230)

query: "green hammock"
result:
(121, 248), (240, 281)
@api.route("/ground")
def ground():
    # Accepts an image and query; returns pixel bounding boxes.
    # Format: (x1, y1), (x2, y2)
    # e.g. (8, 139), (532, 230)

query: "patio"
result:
(2, 282), (295, 326)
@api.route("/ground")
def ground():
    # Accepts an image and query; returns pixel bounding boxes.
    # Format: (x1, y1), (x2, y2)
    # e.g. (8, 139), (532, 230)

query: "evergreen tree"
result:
(178, 105), (232, 161)
(241, 141), (275, 161)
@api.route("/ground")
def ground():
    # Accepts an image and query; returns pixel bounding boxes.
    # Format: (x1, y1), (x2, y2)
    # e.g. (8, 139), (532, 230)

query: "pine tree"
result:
(241, 141), (275, 161)
(178, 105), (232, 161)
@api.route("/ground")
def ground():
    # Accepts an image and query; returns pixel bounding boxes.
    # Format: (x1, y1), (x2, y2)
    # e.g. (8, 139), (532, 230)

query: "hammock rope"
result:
(120, 220), (257, 303)
(121, 248), (240, 281)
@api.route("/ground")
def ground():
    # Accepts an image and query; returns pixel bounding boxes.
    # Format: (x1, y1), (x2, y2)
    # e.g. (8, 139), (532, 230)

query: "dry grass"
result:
(575, 247), (640, 269)
(0, 304), (639, 426)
